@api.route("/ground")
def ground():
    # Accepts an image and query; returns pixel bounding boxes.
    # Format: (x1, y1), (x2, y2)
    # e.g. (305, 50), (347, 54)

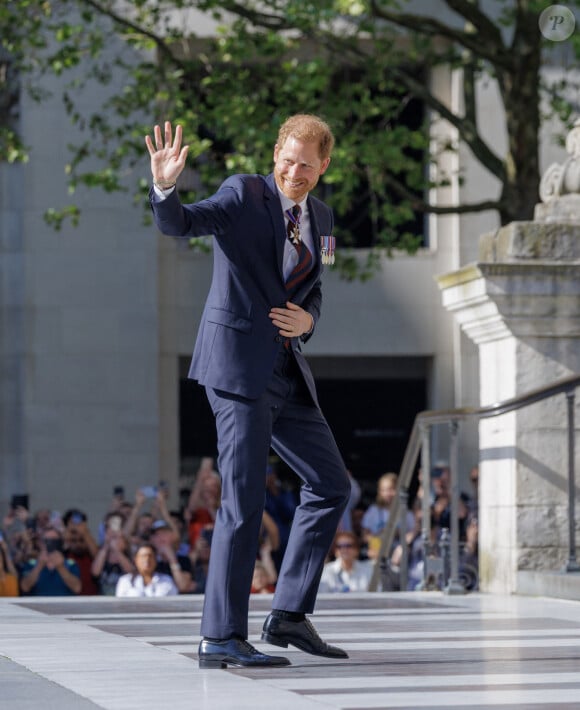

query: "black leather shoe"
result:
(261, 614), (348, 659)
(198, 637), (291, 669)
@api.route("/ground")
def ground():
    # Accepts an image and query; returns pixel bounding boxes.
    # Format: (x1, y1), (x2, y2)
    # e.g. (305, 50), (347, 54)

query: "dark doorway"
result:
(314, 378), (426, 506)
(179, 378), (218, 468)
(179, 361), (426, 508)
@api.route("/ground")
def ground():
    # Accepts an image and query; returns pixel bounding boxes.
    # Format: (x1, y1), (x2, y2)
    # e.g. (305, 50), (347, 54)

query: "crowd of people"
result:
(0, 458), (479, 598)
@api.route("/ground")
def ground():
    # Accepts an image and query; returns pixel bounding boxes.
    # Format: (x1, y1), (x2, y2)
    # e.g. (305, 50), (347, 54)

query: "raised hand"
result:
(145, 121), (189, 188)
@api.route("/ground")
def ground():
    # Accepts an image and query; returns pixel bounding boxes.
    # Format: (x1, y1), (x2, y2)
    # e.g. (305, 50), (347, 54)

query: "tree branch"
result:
(443, 0), (505, 43)
(369, 0), (511, 69)
(83, 0), (180, 67)
(382, 170), (504, 215)
(215, 1), (293, 31)
(393, 66), (506, 181)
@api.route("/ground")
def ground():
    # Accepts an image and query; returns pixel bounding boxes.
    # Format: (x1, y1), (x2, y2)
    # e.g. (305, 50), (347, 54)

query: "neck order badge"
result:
(286, 205), (301, 245)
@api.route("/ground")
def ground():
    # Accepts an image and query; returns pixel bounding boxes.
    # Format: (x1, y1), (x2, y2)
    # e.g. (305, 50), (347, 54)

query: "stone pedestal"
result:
(437, 221), (580, 594)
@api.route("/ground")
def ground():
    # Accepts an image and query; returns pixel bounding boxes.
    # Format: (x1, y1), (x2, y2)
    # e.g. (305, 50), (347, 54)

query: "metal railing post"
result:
(445, 419), (466, 594)
(398, 486), (409, 590)
(417, 423), (432, 590)
(565, 389), (580, 572)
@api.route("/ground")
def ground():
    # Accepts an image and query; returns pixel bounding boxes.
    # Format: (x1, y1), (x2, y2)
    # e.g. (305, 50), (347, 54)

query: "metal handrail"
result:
(368, 373), (580, 592)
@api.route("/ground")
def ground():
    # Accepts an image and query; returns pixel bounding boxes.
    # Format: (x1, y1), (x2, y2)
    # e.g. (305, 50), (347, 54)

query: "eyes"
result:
(283, 158), (315, 170)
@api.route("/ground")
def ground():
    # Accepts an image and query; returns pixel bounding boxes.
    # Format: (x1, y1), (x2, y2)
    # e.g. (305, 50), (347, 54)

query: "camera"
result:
(71, 513), (84, 525)
(44, 538), (64, 554)
(140, 486), (157, 498)
(113, 485), (125, 499)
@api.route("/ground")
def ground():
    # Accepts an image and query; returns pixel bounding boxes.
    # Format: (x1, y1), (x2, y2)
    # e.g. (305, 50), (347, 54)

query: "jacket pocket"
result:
(206, 306), (252, 333)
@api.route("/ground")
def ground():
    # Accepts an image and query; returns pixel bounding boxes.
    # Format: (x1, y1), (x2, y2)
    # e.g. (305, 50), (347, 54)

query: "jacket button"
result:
(274, 335), (283, 343)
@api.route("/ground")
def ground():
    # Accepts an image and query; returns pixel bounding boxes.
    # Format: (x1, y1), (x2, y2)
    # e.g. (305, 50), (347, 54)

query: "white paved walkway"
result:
(1, 592), (579, 709)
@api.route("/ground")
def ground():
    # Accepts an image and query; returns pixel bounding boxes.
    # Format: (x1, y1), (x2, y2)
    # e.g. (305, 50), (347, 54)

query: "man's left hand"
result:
(269, 301), (313, 337)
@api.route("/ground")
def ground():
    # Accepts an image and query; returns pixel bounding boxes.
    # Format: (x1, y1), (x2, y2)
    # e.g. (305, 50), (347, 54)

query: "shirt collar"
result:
(275, 184), (308, 215)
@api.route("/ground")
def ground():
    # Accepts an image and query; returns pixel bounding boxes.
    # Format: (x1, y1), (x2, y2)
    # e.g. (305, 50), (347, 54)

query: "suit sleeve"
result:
(148, 177), (243, 238)
(300, 279), (322, 343)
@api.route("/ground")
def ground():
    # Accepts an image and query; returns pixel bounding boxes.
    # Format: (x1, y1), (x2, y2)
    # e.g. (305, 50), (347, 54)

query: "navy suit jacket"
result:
(149, 172), (333, 402)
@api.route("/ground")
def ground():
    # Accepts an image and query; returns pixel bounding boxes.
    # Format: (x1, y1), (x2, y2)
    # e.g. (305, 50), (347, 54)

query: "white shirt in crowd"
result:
(115, 572), (178, 597)
(318, 558), (374, 593)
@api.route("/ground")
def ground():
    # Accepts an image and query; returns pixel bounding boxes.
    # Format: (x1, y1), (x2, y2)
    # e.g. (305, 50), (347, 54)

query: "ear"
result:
(273, 143), (280, 162)
(319, 157), (331, 175)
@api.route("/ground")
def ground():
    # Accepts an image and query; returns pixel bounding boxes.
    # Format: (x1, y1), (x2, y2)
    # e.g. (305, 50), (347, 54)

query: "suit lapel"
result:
(264, 174), (287, 282)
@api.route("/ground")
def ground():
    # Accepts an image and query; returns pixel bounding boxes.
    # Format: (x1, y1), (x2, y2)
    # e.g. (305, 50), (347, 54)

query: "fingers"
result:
(269, 305), (306, 336)
(144, 122), (183, 156)
(164, 120), (173, 147)
(154, 123), (163, 149)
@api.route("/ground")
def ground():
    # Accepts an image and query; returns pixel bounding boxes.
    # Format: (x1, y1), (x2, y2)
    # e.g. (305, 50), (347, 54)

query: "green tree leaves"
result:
(2, 1), (579, 274)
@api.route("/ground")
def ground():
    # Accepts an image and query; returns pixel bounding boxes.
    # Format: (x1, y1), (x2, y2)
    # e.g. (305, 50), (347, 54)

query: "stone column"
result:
(436, 122), (580, 594)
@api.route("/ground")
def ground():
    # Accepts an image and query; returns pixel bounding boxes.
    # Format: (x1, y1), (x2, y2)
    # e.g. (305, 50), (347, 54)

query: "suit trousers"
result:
(200, 347), (351, 640)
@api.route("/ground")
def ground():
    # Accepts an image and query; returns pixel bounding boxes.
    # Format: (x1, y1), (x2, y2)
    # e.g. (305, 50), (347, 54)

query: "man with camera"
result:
(20, 527), (82, 596)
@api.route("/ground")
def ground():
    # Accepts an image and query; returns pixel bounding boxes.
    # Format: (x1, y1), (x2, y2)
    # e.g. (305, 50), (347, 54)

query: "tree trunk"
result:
(496, 14), (542, 225)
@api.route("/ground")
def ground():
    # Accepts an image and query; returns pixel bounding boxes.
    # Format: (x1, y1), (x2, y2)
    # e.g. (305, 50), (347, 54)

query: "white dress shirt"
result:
(115, 572), (178, 597)
(318, 558), (374, 593)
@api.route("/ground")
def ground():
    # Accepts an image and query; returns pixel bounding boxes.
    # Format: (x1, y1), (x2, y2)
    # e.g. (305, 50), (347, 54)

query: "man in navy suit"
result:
(146, 114), (351, 668)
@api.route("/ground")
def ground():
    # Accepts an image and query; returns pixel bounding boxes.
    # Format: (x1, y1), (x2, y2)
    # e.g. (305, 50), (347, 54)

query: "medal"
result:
(289, 224), (300, 245)
(320, 235), (336, 265)
(285, 207), (301, 245)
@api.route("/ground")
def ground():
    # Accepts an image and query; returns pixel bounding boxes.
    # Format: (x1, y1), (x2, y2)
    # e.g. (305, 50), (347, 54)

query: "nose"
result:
(287, 163), (300, 178)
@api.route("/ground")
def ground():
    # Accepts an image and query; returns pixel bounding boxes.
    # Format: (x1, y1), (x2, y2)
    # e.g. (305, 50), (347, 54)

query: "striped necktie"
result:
(285, 204), (312, 293)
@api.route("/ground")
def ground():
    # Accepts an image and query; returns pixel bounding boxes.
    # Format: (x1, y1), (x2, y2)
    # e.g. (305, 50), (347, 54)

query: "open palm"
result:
(145, 121), (189, 186)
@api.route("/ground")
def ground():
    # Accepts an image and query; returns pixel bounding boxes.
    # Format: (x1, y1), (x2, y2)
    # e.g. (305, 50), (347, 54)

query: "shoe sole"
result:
(199, 654), (291, 669)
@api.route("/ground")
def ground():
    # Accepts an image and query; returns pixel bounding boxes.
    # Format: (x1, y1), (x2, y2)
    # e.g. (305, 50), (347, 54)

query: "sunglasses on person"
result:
(335, 542), (355, 549)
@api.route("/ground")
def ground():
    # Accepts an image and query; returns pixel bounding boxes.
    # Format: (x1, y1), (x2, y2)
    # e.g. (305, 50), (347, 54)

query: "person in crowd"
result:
(362, 472), (414, 559)
(127, 511), (154, 555)
(123, 487), (174, 555)
(431, 465), (470, 541)
(2, 500), (30, 539)
(147, 114), (350, 668)
(149, 519), (193, 593)
(20, 527), (81, 596)
(251, 561), (276, 594)
(467, 465), (479, 516)
(319, 531), (374, 593)
(31, 509), (52, 535)
(97, 489), (134, 545)
(255, 511), (279, 592)
(389, 497), (425, 591)
(0, 531), (19, 596)
(168, 509), (191, 557)
(185, 461), (221, 548)
(264, 465), (297, 572)
(62, 509), (100, 595)
(188, 524), (213, 594)
(91, 512), (134, 595)
(115, 543), (178, 597)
